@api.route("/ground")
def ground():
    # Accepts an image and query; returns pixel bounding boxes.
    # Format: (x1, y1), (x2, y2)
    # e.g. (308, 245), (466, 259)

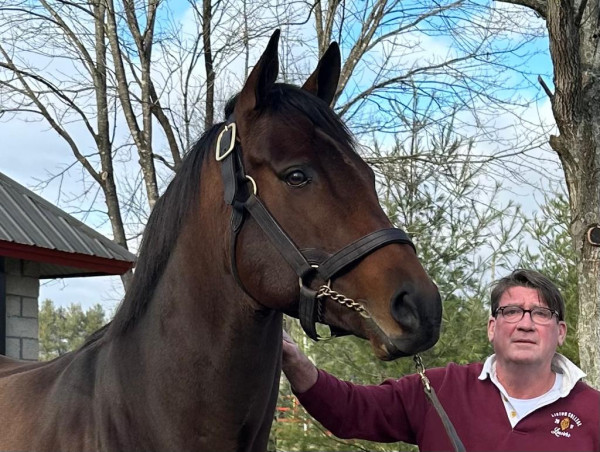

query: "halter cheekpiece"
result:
(216, 115), (416, 340)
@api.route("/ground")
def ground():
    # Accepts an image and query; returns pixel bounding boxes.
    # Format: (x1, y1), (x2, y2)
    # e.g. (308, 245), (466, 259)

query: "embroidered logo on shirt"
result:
(550, 411), (582, 438)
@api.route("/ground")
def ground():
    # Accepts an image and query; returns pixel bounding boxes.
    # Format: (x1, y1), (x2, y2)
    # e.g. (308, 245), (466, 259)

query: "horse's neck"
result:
(107, 240), (282, 450)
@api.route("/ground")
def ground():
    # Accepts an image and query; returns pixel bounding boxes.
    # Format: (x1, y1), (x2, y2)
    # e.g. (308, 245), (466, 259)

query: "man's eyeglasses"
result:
(494, 306), (559, 325)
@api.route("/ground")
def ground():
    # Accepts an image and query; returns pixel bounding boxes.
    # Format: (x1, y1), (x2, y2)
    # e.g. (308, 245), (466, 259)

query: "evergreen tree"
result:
(39, 300), (106, 361)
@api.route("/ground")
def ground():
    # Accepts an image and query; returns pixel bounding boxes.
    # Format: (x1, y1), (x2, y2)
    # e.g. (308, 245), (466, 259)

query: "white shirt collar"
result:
(479, 353), (585, 427)
(478, 353), (586, 397)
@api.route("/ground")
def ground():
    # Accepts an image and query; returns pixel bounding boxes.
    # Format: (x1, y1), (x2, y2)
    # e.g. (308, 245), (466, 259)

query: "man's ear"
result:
(235, 30), (280, 117)
(301, 42), (341, 106)
(557, 321), (567, 346)
(487, 316), (496, 343)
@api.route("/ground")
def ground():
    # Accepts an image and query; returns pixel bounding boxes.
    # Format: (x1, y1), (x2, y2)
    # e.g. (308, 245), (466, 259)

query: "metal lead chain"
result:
(316, 285), (371, 318)
(414, 354), (431, 392)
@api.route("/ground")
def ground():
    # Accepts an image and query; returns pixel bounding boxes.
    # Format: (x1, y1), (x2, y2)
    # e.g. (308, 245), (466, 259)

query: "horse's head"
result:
(211, 31), (441, 359)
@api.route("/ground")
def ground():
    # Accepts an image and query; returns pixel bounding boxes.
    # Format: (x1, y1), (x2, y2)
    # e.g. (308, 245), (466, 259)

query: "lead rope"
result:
(413, 355), (466, 452)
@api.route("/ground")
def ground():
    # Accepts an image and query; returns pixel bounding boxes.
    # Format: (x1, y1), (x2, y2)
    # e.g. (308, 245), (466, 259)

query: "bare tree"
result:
(0, 0), (263, 279)
(0, 0), (136, 285)
(304, 0), (548, 144)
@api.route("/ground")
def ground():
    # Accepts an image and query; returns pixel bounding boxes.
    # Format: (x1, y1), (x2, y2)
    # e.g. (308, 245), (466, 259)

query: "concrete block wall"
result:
(4, 258), (39, 361)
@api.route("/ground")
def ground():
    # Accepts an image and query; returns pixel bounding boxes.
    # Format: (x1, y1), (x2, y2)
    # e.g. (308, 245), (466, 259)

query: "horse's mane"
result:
(87, 83), (353, 345)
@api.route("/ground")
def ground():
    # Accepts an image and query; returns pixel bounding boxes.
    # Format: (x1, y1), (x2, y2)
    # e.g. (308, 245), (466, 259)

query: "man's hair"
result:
(490, 269), (565, 321)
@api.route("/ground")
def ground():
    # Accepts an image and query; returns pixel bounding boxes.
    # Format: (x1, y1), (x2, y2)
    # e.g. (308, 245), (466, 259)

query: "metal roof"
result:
(0, 171), (136, 277)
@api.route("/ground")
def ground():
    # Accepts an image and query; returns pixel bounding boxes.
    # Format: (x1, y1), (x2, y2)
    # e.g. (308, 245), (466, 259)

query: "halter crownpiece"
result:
(216, 118), (416, 340)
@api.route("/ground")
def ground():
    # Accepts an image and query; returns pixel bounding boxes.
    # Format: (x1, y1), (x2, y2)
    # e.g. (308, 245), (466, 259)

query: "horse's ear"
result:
(302, 42), (341, 106)
(235, 30), (280, 115)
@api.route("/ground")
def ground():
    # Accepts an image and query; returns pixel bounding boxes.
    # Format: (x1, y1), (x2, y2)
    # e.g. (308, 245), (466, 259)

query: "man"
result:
(282, 269), (600, 451)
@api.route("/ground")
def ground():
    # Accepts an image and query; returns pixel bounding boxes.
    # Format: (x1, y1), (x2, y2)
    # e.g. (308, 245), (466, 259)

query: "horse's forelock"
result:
(266, 84), (354, 152)
(225, 84), (354, 153)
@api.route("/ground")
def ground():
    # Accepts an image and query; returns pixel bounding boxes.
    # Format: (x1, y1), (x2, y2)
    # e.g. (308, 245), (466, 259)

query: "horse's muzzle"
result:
(386, 283), (442, 357)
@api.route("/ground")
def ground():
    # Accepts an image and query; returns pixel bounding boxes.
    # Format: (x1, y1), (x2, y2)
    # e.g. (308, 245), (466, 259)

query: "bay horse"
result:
(0, 31), (442, 452)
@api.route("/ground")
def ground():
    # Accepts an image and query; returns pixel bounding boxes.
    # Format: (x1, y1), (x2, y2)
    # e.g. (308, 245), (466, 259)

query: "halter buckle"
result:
(216, 123), (237, 161)
(245, 175), (258, 196)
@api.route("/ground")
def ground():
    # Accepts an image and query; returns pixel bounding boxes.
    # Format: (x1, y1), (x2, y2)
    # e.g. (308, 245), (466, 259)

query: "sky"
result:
(0, 0), (562, 313)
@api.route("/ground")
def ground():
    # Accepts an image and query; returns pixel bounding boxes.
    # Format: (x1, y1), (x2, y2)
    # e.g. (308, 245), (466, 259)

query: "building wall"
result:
(4, 258), (39, 361)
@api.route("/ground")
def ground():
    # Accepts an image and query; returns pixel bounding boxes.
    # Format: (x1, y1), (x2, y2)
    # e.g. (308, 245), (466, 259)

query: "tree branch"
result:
(0, 57), (97, 139)
(338, 52), (483, 118)
(538, 75), (554, 99)
(496, 0), (548, 19)
(0, 51), (100, 184)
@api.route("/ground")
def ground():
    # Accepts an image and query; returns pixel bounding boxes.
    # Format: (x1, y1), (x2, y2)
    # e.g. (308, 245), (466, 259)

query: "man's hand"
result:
(282, 330), (319, 393)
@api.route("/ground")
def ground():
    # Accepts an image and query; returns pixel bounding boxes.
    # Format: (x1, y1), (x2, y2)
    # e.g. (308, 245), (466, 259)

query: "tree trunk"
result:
(105, 0), (159, 208)
(552, 121), (600, 389)
(544, 0), (600, 388)
(202, 0), (215, 130)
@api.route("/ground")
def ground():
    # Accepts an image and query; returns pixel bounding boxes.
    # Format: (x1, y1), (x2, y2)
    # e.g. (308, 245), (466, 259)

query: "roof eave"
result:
(0, 240), (135, 277)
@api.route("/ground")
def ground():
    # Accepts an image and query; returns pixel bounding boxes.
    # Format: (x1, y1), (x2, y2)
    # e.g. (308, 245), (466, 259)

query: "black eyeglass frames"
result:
(494, 306), (559, 325)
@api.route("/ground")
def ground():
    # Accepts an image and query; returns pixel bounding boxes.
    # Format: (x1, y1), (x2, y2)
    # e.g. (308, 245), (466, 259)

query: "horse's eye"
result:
(285, 170), (310, 187)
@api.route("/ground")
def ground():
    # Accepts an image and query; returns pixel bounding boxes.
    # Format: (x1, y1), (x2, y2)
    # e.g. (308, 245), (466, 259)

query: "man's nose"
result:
(517, 311), (536, 328)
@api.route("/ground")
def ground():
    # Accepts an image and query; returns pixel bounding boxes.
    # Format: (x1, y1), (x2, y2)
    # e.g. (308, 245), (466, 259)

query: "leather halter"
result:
(216, 116), (416, 340)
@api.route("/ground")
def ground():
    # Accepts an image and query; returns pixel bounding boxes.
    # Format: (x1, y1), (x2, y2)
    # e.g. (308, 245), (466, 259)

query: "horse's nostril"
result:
(390, 289), (419, 333)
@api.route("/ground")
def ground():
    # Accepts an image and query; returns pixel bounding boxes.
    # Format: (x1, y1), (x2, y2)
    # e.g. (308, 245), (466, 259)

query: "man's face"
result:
(488, 286), (566, 368)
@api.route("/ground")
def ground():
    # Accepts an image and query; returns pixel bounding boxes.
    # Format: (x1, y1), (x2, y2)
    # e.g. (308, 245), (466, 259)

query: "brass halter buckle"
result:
(215, 123), (237, 161)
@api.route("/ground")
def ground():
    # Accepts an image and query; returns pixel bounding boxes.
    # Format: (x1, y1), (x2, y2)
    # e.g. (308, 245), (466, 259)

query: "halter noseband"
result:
(216, 116), (416, 340)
